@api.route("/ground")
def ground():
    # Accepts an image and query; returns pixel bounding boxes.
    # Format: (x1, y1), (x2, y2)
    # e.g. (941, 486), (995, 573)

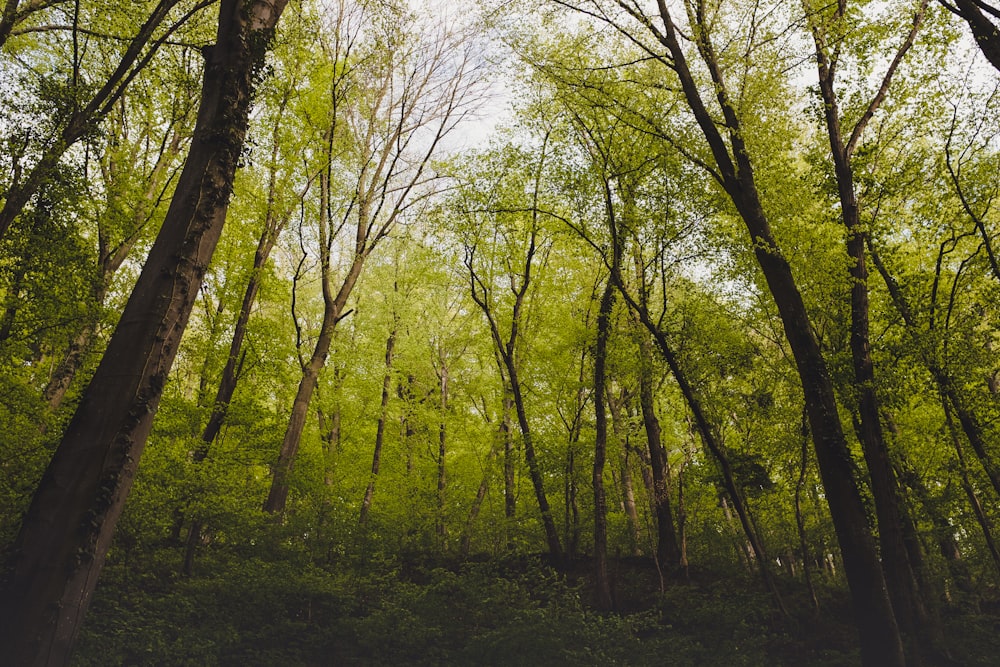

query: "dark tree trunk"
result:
(508, 363), (563, 561)
(795, 412), (821, 613)
(0, 1), (287, 662)
(593, 275), (616, 610)
(943, 0), (1000, 72)
(436, 355), (449, 544)
(360, 328), (396, 526)
(808, 8), (934, 653)
(502, 389), (516, 523)
(635, 321), (681, 568)
(632, 4), (904, 662)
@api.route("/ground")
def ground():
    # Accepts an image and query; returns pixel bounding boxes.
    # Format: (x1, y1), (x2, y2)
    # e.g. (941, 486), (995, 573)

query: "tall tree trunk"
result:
(807, 6), (934, 654)
(436, 354), (449, 544)
(638, 5), (902, 661)
(502, 388), (516, 525)
(264, 235), (366, 515)
(0, 1), (287, 661)
(608, 395), (642, 557)
(593, 275), (616, 610)
(507, 362), (563, 561)
(634, 317), (681, 568)
(795, 410), (822, 613)
(360, 327), (396, 526)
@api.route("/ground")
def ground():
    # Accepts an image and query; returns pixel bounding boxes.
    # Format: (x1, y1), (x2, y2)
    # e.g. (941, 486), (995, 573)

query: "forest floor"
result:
(74, 546), (1000, 666)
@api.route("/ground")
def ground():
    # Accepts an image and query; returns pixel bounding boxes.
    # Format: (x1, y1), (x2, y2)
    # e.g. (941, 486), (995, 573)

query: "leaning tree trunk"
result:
(634, 315), (681, 568)
(645, 5), (903, 663)
(944, 0), (1000, 72)
(0, 1), (287, 663)
(808, 7), (935, 654)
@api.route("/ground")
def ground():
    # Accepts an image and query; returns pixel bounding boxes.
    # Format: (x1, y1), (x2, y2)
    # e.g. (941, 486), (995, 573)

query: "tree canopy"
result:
(2, 0), (1000, 664)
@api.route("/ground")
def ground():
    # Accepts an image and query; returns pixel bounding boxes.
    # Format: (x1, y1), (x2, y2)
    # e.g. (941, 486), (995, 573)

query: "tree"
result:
(550, 1), (904, 662)
(943, 0), (1000, 71)
(461, 138), (564, 561)
(264, 2), (484, 514)
(0, 0), (289, 662)
(803, 0), (938, 655)
(0, 0), (213, 243)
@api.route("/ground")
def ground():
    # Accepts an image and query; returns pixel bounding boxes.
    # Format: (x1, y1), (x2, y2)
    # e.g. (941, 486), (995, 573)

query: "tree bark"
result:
(593, 274), (616, 610)
(639, 3), (902, 662)
(807, 4), (933, 653)
(943, 0), (1000, 72)
(0, 0), (287, 661)
(634, 317), (681, 568)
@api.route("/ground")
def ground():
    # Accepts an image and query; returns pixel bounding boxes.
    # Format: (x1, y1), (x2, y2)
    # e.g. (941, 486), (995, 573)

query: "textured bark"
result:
(44, 125), (185, 413)
(640, 3), (902, 662)
(0, 0), (286, 661)
(808, 4), (933, 654)
(944, 0), (1000, 72)
(592, 275), (616, 610)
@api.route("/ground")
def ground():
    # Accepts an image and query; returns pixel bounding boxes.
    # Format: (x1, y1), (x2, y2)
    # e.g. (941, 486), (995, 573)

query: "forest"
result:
(1, 0), (1000, 664)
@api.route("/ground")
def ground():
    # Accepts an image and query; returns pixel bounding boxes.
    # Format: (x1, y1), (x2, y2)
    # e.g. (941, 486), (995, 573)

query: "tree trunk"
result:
(635, 318), (681, 568)
(508, 362), (563, 561)
(263, 247), (365, 514)
(795, 410), (822, 613)
(263, 134), (369, 514)
(0, 1), (287, 661)
(360, 328), (396, 526)
(945, 0), (1000, 72)
(606, 388), (643, 556)
(436, 355), (449, 544)
(502, 389), (516, 524)
(808, 10), (934, 653)
(593, 275), (615, 610)
(646, 5), (902, 662)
